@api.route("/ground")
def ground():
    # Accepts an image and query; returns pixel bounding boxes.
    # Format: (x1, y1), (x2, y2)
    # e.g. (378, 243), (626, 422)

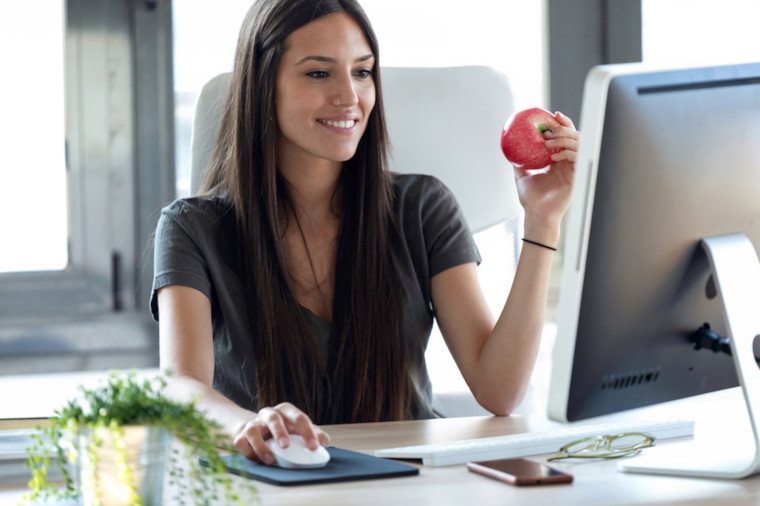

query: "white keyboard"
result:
(375, 418), (694, 467)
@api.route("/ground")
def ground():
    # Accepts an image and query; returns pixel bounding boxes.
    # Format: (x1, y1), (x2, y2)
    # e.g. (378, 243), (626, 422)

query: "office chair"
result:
(189, 66), (526, 416)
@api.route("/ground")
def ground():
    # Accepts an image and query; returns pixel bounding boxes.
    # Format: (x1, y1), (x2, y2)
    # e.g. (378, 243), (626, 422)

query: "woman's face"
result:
(275, 12), (376, 170)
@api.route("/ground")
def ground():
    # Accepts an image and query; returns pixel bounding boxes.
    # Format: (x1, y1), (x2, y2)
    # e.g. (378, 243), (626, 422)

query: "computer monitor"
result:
(548, 61), (760, 424)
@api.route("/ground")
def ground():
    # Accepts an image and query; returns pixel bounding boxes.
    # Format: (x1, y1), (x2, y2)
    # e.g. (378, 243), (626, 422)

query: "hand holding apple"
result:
(500, 107), (561, 170)
(503, 108), (580, 236)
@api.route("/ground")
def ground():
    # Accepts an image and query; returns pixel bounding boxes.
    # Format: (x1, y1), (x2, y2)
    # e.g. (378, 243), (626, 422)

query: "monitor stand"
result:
(619, 232), (760, 479)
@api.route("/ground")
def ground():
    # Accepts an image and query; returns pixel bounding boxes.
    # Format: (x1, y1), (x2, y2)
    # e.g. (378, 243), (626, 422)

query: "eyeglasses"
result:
(547, 432), (655, 461)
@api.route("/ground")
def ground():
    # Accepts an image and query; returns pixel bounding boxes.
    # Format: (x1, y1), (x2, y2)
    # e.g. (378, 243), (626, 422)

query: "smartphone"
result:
(467, 457), (573, 486)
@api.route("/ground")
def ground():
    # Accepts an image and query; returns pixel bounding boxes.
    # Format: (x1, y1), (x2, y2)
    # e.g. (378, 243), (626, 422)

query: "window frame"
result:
(0, 0), (175, 373)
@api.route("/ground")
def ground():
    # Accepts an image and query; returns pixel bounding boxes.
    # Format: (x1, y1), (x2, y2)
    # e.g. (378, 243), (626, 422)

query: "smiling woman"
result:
(171, 1), (546, 398)
(157, 0), (413, 465)
(154, 0), (579, 469)
(275, 13), (376, 183)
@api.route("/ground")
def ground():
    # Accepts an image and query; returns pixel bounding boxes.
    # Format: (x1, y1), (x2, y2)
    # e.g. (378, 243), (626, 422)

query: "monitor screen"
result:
(548, 62), (760, 422)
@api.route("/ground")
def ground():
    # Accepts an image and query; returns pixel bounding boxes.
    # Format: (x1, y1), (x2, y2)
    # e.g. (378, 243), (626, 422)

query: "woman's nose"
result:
(333, 72), (359, 108)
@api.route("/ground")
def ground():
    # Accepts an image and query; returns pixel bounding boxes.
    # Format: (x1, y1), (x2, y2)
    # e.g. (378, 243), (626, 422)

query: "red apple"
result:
(500, 107), (561, 170)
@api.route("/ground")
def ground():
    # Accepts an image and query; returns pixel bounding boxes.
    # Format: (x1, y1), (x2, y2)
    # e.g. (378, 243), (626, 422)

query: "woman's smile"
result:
(317, 115), (359, 132)
(275, 12), (376, 171)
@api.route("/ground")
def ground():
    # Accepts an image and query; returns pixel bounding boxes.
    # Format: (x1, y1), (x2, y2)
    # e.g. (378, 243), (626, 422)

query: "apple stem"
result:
(537, 126), (554, 137)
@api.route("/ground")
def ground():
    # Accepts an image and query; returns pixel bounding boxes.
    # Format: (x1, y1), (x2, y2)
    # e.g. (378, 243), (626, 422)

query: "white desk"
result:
(2, 387), (759, 505)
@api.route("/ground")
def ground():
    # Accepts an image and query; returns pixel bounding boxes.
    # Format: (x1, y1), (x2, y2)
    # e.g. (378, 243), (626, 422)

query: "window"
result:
(0, 3), (68, 273)
(361, 0), (545, 111)
(0, 0), (174, 378)
(643, 0), (760, 65)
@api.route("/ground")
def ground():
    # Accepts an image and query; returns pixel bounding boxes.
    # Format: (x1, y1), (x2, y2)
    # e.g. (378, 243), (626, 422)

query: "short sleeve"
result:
(150, 203), (214, 321)
(419, 177), (481, 277)
(394, 174), (481, 279)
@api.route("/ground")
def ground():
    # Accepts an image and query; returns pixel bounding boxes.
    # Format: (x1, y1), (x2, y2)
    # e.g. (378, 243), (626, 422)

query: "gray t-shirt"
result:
(151, 173), (481, 420)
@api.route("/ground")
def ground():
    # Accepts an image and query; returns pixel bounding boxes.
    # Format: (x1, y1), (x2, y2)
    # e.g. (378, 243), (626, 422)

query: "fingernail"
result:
(264, 454), (275, 465)
(279, 437), (288, 448)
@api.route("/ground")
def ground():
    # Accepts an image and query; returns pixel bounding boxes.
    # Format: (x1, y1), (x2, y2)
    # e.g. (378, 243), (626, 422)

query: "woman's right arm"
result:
(157, 284), (329, 463)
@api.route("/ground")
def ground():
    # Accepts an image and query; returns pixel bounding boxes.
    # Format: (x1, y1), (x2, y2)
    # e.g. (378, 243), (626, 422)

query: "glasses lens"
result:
(563, 437), (601, 455)
(609, 433), (651, 451)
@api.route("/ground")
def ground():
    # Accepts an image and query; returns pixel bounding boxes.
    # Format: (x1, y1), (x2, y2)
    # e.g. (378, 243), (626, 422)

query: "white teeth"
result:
(322, 119), (356, 128)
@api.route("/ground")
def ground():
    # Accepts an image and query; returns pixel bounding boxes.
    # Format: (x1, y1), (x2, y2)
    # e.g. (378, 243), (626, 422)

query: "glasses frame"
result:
(547, 432), (655, 461)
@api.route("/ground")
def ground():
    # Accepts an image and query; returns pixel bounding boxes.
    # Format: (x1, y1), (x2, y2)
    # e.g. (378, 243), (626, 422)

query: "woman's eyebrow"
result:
(294, 54), (375, 65)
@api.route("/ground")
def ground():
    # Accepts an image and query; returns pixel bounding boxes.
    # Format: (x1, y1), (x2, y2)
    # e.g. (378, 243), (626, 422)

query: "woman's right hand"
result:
(157, 287), (329, 465)
(233, 402), (331, 465)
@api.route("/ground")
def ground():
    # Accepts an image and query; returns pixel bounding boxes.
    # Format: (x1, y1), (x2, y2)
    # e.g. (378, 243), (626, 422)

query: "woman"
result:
(152, 0), (579, 466)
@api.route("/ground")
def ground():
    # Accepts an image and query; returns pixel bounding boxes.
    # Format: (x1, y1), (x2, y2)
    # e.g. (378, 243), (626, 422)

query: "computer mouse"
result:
(266, 434), (331, 469)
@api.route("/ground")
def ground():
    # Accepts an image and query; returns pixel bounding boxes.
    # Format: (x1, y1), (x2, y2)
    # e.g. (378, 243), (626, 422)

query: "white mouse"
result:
(266, 434), (331, 469)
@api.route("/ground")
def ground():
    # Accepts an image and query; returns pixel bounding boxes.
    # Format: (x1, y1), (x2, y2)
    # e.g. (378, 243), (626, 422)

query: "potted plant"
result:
(22, 372), (258, 505)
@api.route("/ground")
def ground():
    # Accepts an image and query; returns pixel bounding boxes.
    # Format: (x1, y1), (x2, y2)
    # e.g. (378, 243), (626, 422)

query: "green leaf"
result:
(22, 371), (258, 505)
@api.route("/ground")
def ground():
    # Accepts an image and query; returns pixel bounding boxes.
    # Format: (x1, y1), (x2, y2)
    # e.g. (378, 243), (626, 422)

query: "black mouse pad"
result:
(206, 448), (419, 486)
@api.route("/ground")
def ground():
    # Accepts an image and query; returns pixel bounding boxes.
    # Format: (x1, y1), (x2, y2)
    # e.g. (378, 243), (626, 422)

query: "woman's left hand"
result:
(514, 111), (579, 229)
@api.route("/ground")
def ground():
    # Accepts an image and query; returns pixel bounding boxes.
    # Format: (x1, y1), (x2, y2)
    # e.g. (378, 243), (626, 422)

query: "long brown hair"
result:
(199, 0), (414, 424)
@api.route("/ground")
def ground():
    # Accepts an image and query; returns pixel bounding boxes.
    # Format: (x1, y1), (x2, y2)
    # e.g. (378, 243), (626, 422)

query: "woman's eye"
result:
(306, 71), (329, 79)
(355, 69), (374, 79)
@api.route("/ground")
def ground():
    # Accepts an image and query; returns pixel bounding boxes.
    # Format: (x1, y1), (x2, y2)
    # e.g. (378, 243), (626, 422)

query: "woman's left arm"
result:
(432, 112), (579, 415)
